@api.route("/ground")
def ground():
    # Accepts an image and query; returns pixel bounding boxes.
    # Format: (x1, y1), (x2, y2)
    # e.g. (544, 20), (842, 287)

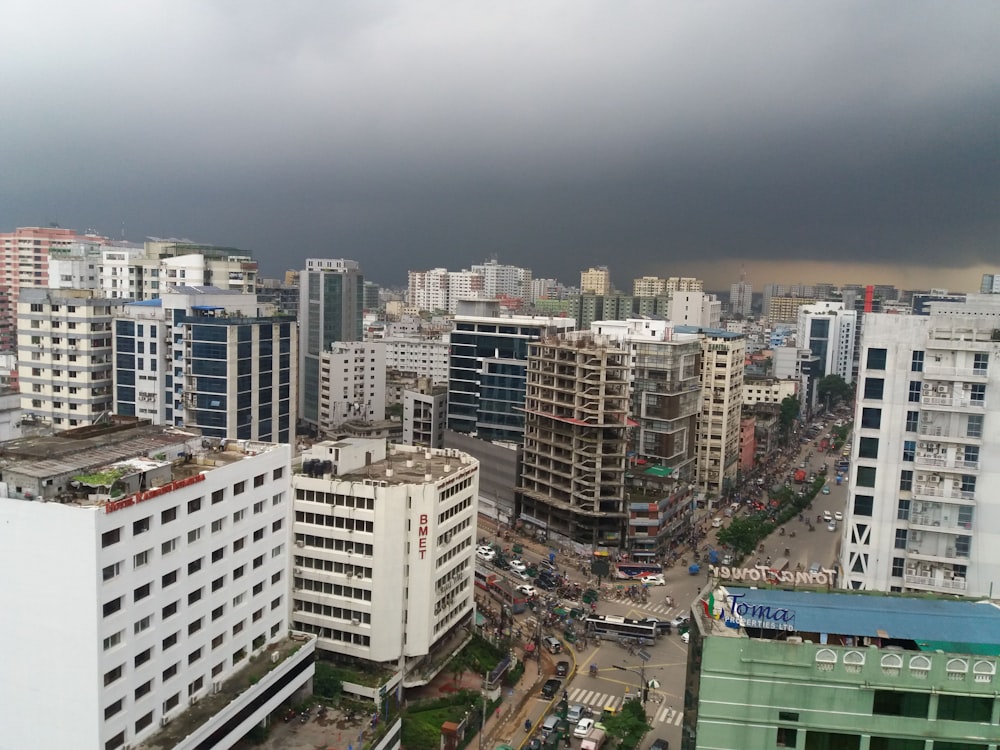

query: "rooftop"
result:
(708, 586), (1000, 656)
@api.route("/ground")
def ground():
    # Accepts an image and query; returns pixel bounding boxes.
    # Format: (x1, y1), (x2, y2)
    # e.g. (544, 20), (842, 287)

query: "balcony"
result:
(913, 454), (980, 472)
(904, 573), (967, 592)
(921, 395), (986, 410)
(909, 514), (974, 535)
(922, 365), (989, 381)
(912, 484), (976, 504)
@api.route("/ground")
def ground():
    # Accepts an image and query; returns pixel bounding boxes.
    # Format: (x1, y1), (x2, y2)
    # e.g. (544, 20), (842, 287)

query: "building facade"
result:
(316, 341), (386, 436)
(843, 298), (1000, 597)
(0, 424), (312, 750)
(17, 288), (121, 430)
(580, 266), (612, 295)
(728, 280), (752, 317)
(299, 259), (364, 428)
(291, 439), (478, 684)
(403, 378), (448, 448)
(797, 301), (857, 386)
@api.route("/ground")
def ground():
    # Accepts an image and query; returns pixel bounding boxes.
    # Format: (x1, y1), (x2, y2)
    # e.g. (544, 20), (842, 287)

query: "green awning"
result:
(643, 466), (674, 477)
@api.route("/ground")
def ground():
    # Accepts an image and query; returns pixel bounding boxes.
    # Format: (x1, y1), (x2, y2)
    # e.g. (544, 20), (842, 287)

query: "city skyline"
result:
(2, 2), (998, 290)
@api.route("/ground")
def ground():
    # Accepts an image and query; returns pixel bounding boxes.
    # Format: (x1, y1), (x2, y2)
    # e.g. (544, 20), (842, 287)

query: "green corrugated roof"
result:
(643, 466), (674, 477)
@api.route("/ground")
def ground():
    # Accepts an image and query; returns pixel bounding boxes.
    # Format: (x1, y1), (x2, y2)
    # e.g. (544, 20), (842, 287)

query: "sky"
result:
(1, 1), (998, 292)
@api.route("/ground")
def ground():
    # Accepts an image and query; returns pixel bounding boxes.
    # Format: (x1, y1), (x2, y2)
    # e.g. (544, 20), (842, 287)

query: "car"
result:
(509, 559), (527, 573)
(510, 569), (530, 581)
(822, 510), (833, 522)
(556, 660), (570, 677)
(650, 739), (670, 750)
(541, 714), (561, 735)
(566, 703), (587, 723)
(639, 574), (666, 586)
(821, 486), (831, 495)
(574, 718), (595, 738)
(476, 545), (496, 561)
(722, 553), (734, 566)
(834, 511), (843, 521)
(641, 617), (672, 634)
(670, 614), (690, 629)
(681, 631), (690, 644)
(827, 522), (838, 532)
(541, 678), (562, 699)
(528, 739), (543, 750)
(711, 517), (723, 528)
(517, 584), (537, 598)
(534, 576), (557, 591)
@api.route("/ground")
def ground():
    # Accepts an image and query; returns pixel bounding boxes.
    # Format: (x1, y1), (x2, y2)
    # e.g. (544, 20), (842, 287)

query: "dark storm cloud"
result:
(0, 1), (997, 285)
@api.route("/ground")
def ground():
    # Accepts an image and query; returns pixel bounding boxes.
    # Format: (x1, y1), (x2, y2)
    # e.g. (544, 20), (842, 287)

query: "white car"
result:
(827, 522), (838, 532)
(834, 511), (843, 521)
(517, 584), (537, 598)
(511, 570), (531, 581)
(476, 545), (496, 561)
(639, 574), (666, 586)
(681, 631), (690, 644)
(574, 718), (595, 738)
(509, 559), (527, 573)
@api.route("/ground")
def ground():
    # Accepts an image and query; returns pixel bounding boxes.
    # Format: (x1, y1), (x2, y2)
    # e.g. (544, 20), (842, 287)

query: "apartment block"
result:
(403, 378), (448, 448)
(0, 424), (311, 750)
(843, 297), (1000, 596)
(317, 341), (386, 435)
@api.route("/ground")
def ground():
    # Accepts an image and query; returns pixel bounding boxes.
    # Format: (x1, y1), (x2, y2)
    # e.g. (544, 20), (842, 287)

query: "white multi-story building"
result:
(47, 239), (107, 291)
(383, 335), (450, 384)
(471, 260), (532, 302)
(291, 439), (478, 683)
(317, 341), (386, 434)
(797, 301), (857, 385)
(667, 291), (722, 329)
(842, 297), (1000, 597)
(742, 377), (798, 407)
(0, 424), (312, 750)
(17, 288), (122, 430)
(729, 280), (753, 317)
(403, 379), (448, 449)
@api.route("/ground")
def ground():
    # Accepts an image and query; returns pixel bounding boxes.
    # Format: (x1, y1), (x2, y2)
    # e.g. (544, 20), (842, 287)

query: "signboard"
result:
(708, 563), (835, 586)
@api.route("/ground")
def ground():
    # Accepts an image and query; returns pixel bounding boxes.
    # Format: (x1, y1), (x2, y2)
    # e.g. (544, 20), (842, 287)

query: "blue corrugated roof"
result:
(723, 586), (1000, 648)
(126, 299), (162, 307)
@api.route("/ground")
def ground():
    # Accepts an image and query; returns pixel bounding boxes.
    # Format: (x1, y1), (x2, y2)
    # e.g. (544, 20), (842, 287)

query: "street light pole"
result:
(612, 663), (648, 707)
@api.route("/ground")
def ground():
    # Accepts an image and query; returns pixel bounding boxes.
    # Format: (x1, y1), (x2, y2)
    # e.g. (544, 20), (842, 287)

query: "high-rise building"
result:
(580, 266), (612, 295)
(0, 226), (109, 354)
(665, 277), (703, 293)
(471, 259), (532, 302)
(316, 341), (386, 435)
(633, 276), (667, 297)
(667, 291), (722, 329)
(797, 301), (857, 388)
(686, 584), (1000, 750)
(729, 280), (753, 317)
(518, 331), (630, 549)
(0, 423), (313, 750)
(291, 439), (478, 681)
(114, 287), (296, 443)
(843, 296), (1000, 596)
(299, 259), (364, 428)
(982, 273), (1000, 294)
(403, 378), (448, 448)
(17, 288), (122, 430)
(678, 327), (746, 499)
(447, 301), (576, 443)
(47, 239), (107, 291)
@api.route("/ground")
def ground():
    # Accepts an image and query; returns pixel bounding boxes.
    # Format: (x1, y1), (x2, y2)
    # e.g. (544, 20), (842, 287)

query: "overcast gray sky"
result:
(1, 1), (997, 290)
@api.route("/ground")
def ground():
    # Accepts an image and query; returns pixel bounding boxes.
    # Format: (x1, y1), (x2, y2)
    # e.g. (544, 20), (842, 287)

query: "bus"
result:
(584, 614), (658, 641)
(475, 565), (498, 592)
(488, 579), (529, 614)
(615, 563), (663, 580)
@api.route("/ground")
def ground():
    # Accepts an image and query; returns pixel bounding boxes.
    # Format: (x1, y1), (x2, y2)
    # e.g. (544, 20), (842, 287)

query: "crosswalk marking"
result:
(567, 688), (681, 725)
(653, 706), (683, 726)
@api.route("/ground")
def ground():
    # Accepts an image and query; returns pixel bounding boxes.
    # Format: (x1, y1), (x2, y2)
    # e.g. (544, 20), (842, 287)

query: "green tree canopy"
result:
(816, 374), (853, 407)
(717, 515), (775, 558)
(778, 395), (800, 437)
(602, 697), (652, 749)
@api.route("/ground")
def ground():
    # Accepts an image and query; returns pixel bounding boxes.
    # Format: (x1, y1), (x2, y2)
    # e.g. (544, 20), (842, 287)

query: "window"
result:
(212, 604), (225, 621)
(270, 595), (282, 610)
(233, 508), (246, 523)
(776, 727), (797, 747)
(863, 377), (884, 400)
(233, 481), (246, 496)
(104, 698), (124, 720)
(188, 557), (203, 575)
(856, 466), (876, 487)
(103, 561), (122, 581)
(902, 440), (915, 462)
(103, 596), (123, 617)
(899, 470), (913, 492)
(973, 352), (988, 373)
(161, 506), (178, 524)
(233, 592), (246, 607)
(867, 348), (888, 370)
(961, 475), (976, 493)
(853, 495), (874, 517)
(102, 528), (122, 547)
(253, 527), (264, 542)
(188, 527), (203, 544)
(273, 466), (284, 480)
(103, 630), (124, 650)
(253, 555), (264, 569)
(272, 518), (283, 532)
(270, 570), (282, 584)
(271, 543), (283, 558)
(188, 588), (203, 605)
(212, 489), (225, 504)
(911, 350), (924, 372)
(162, 537), (178, 555)
(135, 647), (153, 667)
(212, 547), (225, 563)
(104, 664), (124, 686)
(905, 410), (918, 432)
(891, 558), (905, 577)
(970, 383), (985, 403)
(163, 600), (178, 619)
(211, 518), (224, 533)
(234, 564), (245, 580)
(163, 664), (179, 682)
(254, 473), (266, 488)
(253, 500), (265, 514)
(133, 516), (151, 535)
(135, 711), (154, 732)
(188, 497), (202, 513)
(212, 575), (225, 592)
(233, 620), (245, 635)
(273, 492), (284, 506)
(967, 414), (984, 438)
(134, 583), (152, 602)
(858, 437), (879, 459)
(134, 549), (150, 568)
(894, 528), (908, 550)
(163, 631), (178, 650)
(873, 690), (929, 718)
(908, 381), (921, 403)
(188, 618), (203, 636)
(860, 407), (881, 429)
(188, 647), (202, 664)
(233, 537), (246, 552)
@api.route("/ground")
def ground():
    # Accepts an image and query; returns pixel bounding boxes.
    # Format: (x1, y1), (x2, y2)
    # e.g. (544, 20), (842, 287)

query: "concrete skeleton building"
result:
(291, 439), (478, 685)
(518, 331), (631, 549)
(685, 585), (1000, 749)
(843, 296), (1000, 597)
(0, 423), (313, 750)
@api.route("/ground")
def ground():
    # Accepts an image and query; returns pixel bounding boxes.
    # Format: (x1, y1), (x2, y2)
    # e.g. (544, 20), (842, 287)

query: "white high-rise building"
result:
(317, 341), (386, 434)
(383, 335), (450, 384)
(471, 260), (532, 302)
(667, 291), (722, 329)
(729, 280), (753, 317)
(0, 424), (313, 750)
(797, 301), (857, 385)
(291, 439), (478, 681)
(842, 296), (1000, 596)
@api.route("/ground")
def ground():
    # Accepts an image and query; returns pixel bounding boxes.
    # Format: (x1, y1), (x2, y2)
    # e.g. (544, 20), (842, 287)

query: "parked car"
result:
(711, 517), (723, 528)
(541, 678), (562, 699)
(534, 576), (558, 591)
(822, 510), (833, 522)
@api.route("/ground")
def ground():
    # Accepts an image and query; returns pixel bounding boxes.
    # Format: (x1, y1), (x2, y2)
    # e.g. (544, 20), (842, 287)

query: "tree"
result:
(778, 396), (800, 439)
(717, 515), (774, 558)
(816, 374), (853, 408)
(602, 698), (652, 750)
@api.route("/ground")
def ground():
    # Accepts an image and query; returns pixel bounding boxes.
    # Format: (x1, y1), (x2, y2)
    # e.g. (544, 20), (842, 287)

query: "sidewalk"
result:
(474, 650), (551, 750)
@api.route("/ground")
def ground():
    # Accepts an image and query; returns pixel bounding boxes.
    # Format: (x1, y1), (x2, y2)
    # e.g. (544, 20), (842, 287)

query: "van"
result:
(543, 636), (562, 654)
